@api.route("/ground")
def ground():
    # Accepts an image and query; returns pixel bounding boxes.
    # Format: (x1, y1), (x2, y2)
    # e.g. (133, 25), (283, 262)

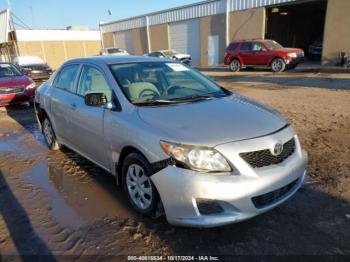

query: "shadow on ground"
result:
(0, 170), (57, 261)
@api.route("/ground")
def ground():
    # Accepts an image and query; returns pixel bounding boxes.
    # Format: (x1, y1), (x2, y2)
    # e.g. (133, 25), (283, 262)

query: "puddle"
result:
(25, 161), (85, 229)
(0, 123), (47, 158)
(24, 160), (135, 229)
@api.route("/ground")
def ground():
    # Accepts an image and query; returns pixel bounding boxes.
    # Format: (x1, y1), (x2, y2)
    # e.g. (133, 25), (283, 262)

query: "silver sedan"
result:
(34, 56), (307, 227)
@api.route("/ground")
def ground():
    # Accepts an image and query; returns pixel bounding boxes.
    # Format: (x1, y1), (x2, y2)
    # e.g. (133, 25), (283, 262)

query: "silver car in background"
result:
(34, 56), (307, 227)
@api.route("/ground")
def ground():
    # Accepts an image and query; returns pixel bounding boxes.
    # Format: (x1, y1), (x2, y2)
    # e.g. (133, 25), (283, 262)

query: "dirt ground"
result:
(0, 70), (350, 261)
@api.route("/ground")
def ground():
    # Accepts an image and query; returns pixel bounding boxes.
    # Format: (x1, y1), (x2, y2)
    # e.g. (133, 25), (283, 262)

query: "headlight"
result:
(25, 82), (36, 89)
(288, 53), (297, 58)
(160, 141), (232, 172)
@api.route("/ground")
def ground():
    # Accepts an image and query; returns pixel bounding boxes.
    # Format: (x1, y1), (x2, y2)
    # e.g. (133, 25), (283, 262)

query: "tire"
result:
(229, 59), (241, 72)
(42, 117), (61, 150)
(122, 152), (158, 215)
(271, 58), (286, 73)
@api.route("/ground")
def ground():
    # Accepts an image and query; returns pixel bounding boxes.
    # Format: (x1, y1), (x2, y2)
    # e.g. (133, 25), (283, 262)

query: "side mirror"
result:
(21, 69), (30, 75)
(84, 93), (107, 107)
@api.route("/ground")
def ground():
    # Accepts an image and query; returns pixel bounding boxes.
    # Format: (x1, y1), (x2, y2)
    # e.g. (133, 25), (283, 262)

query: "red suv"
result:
(224, 39), (304, 72)
(0, 62), (36, 106)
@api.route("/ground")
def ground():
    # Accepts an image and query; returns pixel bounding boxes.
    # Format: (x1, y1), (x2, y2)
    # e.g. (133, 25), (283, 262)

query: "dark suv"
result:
(224, 40), (304, 72)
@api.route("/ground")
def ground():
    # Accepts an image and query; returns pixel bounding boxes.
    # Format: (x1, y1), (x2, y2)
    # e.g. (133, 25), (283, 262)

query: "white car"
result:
(147, 50), (192, 65)
(101, 48), (129, 56)
(12, 56), (52, 80)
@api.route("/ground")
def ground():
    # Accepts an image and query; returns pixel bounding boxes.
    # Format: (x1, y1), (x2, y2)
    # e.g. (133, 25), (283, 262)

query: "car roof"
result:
(232, 39), (273, 43)
(65, 55), (174, 66)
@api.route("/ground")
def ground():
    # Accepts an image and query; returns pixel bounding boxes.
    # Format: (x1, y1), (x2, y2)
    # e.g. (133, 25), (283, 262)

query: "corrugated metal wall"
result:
(0, 9), (9, 44)
(229, 0), (296, 11)
(169, 19), (201, 65)
(101, 17), (146, 34)
(149, 0), (226, 25)
(115, 30), (134, 54)
(100, 0), (298, 33)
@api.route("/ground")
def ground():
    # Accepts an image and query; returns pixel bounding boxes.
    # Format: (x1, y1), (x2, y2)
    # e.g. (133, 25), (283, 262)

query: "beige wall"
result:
(17, 40), (101, 69)
(229, 7), (265, 41)
(102, 32), (115, 48)
(200, 14), (226, 65)
(149, 24), (169, 51)
(132, 27), (148, 55)
(322, 0), (350, 65)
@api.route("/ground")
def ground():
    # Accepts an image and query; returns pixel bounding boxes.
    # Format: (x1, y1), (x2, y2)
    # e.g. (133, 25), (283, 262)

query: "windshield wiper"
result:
(170, 92), (228, 102)
(133, 99), (176, 106)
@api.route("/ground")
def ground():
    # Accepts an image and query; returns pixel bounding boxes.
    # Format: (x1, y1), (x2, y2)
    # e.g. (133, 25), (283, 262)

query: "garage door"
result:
(115, 30), (133, 54)
(170, 19), (200, 66)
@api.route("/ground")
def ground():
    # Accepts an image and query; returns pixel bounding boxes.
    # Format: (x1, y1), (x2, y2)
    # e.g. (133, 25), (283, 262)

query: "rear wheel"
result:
(42, 117), (61, 150)
(229, 59), (241, 72)
(271, 58), (286, 72)
(122, 152), (158, 215)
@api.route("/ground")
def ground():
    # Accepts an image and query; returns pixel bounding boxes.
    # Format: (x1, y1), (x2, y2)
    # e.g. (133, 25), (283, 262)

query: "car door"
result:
(68, 64), (113, 169)
(239, 42), (255, 65)
(251, 42), (270, 65)
(50, 64), (81, 145)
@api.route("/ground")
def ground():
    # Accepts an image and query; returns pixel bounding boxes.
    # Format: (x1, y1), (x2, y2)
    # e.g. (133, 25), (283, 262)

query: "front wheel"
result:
(122, 152), (158, 215)
(42, 117), (61, 150)
(271, 58), (286, 72)
(229, 59), (241, 72)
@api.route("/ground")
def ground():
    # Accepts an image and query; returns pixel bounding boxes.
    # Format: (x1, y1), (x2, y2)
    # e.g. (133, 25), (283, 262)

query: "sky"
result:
(0, 0), (201, 30)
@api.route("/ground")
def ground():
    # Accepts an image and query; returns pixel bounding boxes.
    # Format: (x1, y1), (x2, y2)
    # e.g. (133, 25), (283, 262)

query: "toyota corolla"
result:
(34, 56), (307, 227)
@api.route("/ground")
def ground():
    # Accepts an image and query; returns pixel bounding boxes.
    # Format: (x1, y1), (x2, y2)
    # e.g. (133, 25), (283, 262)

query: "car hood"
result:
(0, 75), (32, 87)
(137, 94), (287, 147)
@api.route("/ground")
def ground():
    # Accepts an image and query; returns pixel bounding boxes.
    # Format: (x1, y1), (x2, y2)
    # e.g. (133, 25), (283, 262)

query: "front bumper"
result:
(285, 57), (304, 67)
(151, 126), (308, 227)
(0, 89), (35, 106)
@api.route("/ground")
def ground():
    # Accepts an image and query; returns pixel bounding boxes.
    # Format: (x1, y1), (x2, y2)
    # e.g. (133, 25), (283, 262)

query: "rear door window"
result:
(240, 42), (253, 51)
(228, 42), (238, 51)
(54, 64), (80, 93)
(252, 43), (266, 51)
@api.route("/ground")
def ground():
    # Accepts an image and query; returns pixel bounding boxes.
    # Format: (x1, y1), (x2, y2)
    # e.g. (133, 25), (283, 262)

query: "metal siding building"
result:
(101, 0), (350, 66)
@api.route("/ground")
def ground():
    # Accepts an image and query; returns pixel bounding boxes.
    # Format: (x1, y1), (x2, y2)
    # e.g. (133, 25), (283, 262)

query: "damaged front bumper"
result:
(151, 126), (308, 227)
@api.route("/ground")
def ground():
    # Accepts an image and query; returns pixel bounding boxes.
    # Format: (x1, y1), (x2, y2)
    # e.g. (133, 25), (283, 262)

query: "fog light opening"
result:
(196, 199), (224, 215)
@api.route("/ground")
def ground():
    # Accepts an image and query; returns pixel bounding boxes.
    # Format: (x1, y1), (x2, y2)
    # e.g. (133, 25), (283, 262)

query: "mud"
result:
(1, 71), (350, 260)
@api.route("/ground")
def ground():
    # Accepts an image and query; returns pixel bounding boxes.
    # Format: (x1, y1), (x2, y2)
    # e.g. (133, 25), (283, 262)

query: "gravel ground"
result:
(0, 71), (350, 261)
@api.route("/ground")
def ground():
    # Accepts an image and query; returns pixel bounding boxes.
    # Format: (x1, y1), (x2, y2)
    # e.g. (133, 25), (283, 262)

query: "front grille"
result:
(0, 86), (25, 94)
(297, 53), (304, 58)
(239, 138), (296, 168)
(252, 179), (299, 209)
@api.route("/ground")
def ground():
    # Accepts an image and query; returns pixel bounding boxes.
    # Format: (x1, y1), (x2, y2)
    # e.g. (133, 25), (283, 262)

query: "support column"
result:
(146, 16), (151, 53)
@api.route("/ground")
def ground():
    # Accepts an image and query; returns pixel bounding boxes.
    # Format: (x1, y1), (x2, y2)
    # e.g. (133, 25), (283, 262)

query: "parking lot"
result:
(1, 69), (350, 259)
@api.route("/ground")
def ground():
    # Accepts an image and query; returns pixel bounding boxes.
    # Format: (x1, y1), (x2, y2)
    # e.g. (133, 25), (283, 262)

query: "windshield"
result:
(108, 48), (123, 54)
(0, 64), (22, 78)
(264, 40), (283, 50)
(110, 62), (231, 106)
